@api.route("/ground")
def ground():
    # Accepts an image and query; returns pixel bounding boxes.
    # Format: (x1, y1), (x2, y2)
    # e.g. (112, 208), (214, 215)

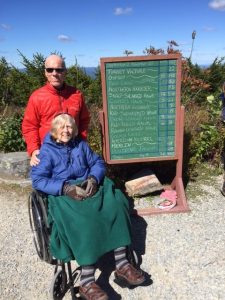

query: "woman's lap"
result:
(48, 177), (132, 265)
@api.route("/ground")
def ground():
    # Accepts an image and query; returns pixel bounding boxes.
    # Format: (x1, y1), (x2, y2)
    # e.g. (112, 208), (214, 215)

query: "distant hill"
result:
(20, 66), (98, 78)
(199, 64), (210, 69)
(83, 67), (97, 78)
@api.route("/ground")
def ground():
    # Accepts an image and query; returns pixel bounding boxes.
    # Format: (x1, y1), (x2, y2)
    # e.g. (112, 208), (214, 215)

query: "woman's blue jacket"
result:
(31, 133), (106, 196)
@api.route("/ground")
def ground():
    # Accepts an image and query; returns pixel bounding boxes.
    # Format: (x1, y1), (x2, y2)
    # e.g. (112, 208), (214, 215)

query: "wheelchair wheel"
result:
(127, 247), (139, 267)
(49, 269), (67, 300)
(28, 190), (54, 264)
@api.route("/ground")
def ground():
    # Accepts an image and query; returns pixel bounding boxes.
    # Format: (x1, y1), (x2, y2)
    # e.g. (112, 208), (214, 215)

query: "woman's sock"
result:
(80, 265), (95, 287)
(114, 247), (129, 270)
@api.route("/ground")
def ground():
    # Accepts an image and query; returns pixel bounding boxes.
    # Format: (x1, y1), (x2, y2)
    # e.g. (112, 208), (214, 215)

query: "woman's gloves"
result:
(81, 176), (98, 197)
(63, 183), (88, 201)
(63, 176), (98, 200)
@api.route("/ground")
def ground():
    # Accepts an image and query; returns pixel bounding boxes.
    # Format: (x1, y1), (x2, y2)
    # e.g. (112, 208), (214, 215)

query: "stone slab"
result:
(0, 152), (30, 179)
(125, 168), (163, 196)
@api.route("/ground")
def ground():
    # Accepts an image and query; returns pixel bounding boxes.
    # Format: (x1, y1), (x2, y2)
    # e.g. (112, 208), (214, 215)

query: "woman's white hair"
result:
(50, 113), (78, 140)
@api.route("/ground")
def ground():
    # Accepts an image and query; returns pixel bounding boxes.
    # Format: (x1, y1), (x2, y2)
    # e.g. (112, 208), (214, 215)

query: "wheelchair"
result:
(28, 189), (139, 300)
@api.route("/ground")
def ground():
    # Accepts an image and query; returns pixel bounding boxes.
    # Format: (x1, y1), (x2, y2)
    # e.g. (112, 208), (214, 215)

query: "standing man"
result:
(22, 54), (90, 166)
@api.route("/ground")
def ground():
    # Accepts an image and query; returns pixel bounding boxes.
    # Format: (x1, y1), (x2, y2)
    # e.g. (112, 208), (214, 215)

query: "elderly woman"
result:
(31, 113), (145, 300)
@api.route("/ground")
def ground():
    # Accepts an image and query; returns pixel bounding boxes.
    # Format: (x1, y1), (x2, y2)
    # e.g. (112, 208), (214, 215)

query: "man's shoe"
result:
(79, 282), (108, 300)
(114, 263), (145, 287)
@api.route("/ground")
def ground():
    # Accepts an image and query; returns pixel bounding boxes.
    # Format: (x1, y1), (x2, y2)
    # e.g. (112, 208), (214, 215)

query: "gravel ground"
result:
(0, 174), (225, 300)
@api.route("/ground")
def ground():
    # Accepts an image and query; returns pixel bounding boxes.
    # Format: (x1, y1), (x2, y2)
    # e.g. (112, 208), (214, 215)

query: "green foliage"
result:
(0, 57), (11, 106)
(88, 126), (102, 155)
(0, 52), (46, 108)
(1, 49), (225, 182)
(86, 67), (102, 107)
(205, 57), (225, 93)
(66, 65), (92, 94)
(181, 59), (210, 105)
(0, 113), (26, 152)
(7, 67), (34, 106)
(184, 93), (225, 177)
(180, 55), (225, 177)
(87, 104), (102, 154)
(190, 124), (220, 162)
(17, 50), (46, 89)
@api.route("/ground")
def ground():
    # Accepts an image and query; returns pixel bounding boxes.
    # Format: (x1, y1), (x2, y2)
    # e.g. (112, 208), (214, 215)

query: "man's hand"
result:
(63, 183), (88, 201)
(30, 149), (40, 166)
(81, 176), (98, 197)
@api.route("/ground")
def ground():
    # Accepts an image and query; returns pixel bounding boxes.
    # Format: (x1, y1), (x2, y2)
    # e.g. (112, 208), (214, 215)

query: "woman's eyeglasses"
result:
(45, 68), (65, 73)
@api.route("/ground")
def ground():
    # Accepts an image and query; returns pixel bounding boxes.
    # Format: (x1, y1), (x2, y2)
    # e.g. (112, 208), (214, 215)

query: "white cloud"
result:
(209, 0), (225, 11)
(1, 23), (11, 30)
(177, 41), (190, 46)
(114, 7), (133, 15)
(203, 26), (216, 31)
(57, 34), (72, 42)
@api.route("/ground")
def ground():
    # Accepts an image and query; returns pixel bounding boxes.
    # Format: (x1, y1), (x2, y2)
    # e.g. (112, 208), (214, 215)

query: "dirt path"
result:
(0, 174), (225, 300)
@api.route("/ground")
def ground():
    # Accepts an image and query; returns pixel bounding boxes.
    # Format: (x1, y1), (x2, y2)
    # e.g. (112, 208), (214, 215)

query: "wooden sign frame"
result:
(99, 54), (189, 215)
(100, 54), (182, 164)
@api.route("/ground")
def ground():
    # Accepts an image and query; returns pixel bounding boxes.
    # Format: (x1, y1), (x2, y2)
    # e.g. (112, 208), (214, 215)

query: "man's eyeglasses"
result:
(45, 68), (65, 73)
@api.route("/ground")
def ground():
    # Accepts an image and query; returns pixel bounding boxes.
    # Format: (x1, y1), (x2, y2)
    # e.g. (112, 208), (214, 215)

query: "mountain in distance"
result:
(83, 67), (97, 78)
(199, 64), (210, 69)
(19, 66), (98, 78)
(19, 65), (209, 79)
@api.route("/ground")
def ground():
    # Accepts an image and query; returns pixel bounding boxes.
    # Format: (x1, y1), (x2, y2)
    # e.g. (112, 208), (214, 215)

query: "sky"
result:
(1, 0), (225, 68)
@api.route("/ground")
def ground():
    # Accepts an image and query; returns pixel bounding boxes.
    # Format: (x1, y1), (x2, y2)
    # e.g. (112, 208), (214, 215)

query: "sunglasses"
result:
(45, 68), (65, 73)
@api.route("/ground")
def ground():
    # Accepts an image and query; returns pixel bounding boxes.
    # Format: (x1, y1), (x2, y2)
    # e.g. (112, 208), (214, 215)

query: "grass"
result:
(185, 162), (223, 199)
(0, 182), (32, 198)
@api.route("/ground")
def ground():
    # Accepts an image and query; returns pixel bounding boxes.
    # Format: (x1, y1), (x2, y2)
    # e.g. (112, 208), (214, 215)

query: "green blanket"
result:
(48, 177), (131, 265)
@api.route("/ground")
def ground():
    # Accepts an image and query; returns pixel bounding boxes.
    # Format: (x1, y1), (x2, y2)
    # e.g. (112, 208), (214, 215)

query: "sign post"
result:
(100, 54), (189, 215)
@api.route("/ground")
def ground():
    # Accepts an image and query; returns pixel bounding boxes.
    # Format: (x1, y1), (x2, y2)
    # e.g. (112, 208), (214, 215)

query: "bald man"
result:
(22, 54), (90, 166)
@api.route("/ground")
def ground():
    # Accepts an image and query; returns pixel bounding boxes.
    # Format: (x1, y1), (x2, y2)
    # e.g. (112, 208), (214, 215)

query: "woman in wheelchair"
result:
(31, 113), (145, 300)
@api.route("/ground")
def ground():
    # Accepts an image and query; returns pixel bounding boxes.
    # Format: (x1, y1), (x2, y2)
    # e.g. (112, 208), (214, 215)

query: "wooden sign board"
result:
(100, 54), (182, 164)
(100, 54), (189, 215)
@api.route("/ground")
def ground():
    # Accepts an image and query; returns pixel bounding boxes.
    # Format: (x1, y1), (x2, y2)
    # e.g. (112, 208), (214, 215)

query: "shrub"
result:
(0, 113), (26, 152)
(184, 93), (225, 176)
(87, 104), (102, 155)
(181, 59), (210, 105)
